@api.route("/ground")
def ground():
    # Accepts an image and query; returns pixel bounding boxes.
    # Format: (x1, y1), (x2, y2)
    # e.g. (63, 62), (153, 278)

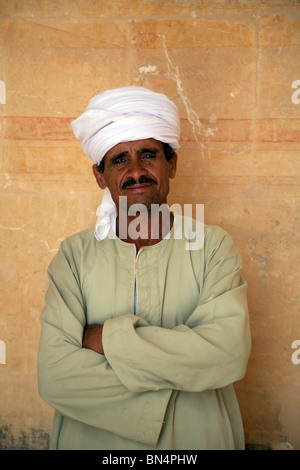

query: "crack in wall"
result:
(0, 222), (59, 253)
(162, 36), (210, 158)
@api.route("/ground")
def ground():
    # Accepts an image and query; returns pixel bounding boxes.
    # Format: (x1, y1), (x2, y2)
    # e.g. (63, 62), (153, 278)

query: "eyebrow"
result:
(110, 147), (160, 162)
(138, 147), (160, 156)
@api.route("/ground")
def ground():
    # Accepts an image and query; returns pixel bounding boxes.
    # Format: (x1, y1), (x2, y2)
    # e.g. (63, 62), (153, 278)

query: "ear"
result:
(92, 164), (107, 190)
(169, 152), (178, 179)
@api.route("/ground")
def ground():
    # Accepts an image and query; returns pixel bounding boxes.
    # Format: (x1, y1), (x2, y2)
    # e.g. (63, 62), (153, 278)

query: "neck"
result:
(116, 206), (174, 252)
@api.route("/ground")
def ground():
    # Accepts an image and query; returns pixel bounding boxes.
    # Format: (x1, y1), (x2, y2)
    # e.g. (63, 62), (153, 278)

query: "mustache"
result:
(121, 175), (157, 190)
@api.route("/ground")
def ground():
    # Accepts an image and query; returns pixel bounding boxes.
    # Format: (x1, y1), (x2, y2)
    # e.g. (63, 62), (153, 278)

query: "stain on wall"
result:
(0, 425), (49, 450)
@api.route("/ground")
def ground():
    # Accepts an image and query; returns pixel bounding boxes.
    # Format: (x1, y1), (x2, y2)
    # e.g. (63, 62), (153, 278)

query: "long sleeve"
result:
(37, 241), (172, 447)
(38, 224), (250, 450)
(102, 227), (251, 394)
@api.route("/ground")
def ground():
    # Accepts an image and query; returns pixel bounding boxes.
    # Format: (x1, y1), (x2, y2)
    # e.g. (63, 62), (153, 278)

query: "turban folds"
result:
(70, 86), (180, 165)
(70, 86), (180, 241)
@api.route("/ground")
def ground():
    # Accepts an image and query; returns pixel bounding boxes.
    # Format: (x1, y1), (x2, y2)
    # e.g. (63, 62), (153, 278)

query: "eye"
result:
(142, 153), (156, 160)
(114, 157), (125, 164)
(112, 155), (127, 166)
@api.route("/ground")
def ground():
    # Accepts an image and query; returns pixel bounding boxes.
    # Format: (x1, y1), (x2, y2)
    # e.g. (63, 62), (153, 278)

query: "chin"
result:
(127, 197), (152, 211)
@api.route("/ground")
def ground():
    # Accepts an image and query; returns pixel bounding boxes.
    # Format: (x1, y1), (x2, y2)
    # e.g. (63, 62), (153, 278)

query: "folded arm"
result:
(102, 229), (251, 393)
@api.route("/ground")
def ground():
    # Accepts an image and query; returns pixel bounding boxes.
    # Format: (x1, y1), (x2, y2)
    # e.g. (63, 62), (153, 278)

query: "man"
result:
(38, 86), (251, 450)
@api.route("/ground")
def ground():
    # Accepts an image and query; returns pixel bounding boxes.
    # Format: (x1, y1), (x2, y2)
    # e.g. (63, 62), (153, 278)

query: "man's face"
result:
(93, 138), (177, 211)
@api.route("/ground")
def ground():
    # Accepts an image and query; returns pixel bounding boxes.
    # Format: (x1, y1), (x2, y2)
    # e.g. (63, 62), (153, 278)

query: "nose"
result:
(126, 157), (147, 179)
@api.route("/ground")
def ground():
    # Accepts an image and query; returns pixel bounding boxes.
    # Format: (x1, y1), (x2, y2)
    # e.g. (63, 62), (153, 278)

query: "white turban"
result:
(71, 86), (180, 165)
(70, 86), (180, 240)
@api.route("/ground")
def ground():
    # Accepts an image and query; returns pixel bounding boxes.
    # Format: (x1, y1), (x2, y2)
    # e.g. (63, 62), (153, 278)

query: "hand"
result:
(82, 324), (104, 355)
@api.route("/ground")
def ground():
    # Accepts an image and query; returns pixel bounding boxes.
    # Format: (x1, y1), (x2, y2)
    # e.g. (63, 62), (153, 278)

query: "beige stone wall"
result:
(0, 0), (299, 450)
